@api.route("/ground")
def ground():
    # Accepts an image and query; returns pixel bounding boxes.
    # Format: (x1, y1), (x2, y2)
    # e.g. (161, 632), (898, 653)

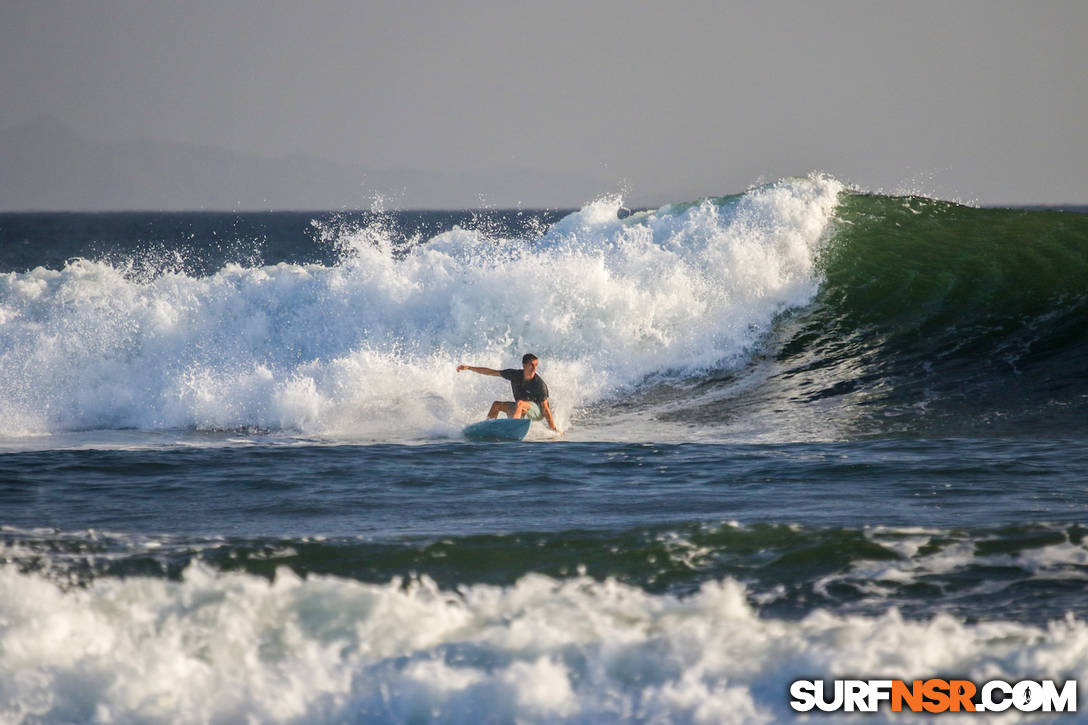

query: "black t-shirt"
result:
(500, 369), (549, 405)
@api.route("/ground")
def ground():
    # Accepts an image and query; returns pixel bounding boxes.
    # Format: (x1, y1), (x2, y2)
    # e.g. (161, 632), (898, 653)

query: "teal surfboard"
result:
(463, 418), (531, 441)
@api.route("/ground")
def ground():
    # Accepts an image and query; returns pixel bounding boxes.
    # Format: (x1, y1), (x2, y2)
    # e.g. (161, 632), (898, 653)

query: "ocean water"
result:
(1, 176), (1087, 723)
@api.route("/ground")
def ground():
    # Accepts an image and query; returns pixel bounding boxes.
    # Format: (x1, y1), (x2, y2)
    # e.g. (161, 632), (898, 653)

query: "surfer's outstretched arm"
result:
(457, 365), (502, 376)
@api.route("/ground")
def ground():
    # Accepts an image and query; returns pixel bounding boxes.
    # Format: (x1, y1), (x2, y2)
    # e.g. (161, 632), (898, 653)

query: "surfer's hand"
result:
(457, 365), (467, 372)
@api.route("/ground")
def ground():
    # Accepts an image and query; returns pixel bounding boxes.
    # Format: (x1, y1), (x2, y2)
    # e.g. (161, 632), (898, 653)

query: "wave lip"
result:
(763, 195), (1088, 437)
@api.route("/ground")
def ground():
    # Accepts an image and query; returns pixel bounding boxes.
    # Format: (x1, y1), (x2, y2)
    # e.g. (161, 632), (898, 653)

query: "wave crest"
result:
(0, 176), (843, 438)
(0, 562), (1078, 724)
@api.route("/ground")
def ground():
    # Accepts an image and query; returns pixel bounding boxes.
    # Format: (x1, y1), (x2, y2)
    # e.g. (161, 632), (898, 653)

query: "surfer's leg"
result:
(488, 401), (515, 419)
(512, 400), (533, 419)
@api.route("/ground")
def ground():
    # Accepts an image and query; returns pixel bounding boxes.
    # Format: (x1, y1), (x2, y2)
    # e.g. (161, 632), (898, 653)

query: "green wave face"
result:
(770, 195), (1088, 436)
(6, 521), (1086, 623)
(821, 194), (1088, 339)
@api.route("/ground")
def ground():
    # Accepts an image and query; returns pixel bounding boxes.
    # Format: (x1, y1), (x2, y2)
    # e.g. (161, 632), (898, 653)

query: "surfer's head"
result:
(522, 353), (539, 376)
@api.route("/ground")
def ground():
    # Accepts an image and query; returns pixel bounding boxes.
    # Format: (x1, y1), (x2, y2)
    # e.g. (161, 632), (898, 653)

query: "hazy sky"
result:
(2, 0), (1086, 206)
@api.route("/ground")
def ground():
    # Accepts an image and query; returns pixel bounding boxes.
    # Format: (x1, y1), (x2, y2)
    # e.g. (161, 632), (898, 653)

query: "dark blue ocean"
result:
(2, 177), (1087, 722)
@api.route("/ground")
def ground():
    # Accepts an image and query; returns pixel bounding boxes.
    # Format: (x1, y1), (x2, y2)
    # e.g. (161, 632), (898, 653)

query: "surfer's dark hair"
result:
(522, 353), (538, 364)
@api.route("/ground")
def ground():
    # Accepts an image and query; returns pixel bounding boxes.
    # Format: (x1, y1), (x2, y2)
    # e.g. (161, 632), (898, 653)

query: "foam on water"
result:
(1, 563), (1083, 724)
(0, 176), (843, 440)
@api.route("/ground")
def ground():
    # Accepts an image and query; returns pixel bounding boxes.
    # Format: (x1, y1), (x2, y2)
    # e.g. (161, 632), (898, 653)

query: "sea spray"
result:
(3, 184), (1087, 725)
(0, 176), (843, 438)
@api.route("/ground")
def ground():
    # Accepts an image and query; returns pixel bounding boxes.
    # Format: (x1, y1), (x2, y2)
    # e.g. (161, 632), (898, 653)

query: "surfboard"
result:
(462, 418), (532, 441)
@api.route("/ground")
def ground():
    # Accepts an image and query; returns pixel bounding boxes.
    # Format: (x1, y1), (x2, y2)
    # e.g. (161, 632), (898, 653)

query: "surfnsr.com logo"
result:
(790, 679), (1077, 714)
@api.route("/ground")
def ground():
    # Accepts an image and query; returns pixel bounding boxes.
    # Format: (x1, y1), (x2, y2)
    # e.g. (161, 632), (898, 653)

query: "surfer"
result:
(457, 353), (560, 432)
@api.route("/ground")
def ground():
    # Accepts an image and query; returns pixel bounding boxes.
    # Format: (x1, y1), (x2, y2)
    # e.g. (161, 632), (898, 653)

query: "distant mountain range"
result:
(0, 117), (609, 210)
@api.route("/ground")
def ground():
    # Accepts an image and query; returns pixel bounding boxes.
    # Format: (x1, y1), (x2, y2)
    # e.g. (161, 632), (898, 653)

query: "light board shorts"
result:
(522, 402), (543, 421)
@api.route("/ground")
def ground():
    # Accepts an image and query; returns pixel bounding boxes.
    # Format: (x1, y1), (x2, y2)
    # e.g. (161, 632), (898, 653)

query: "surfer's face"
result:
(523, 358), (538, 376)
